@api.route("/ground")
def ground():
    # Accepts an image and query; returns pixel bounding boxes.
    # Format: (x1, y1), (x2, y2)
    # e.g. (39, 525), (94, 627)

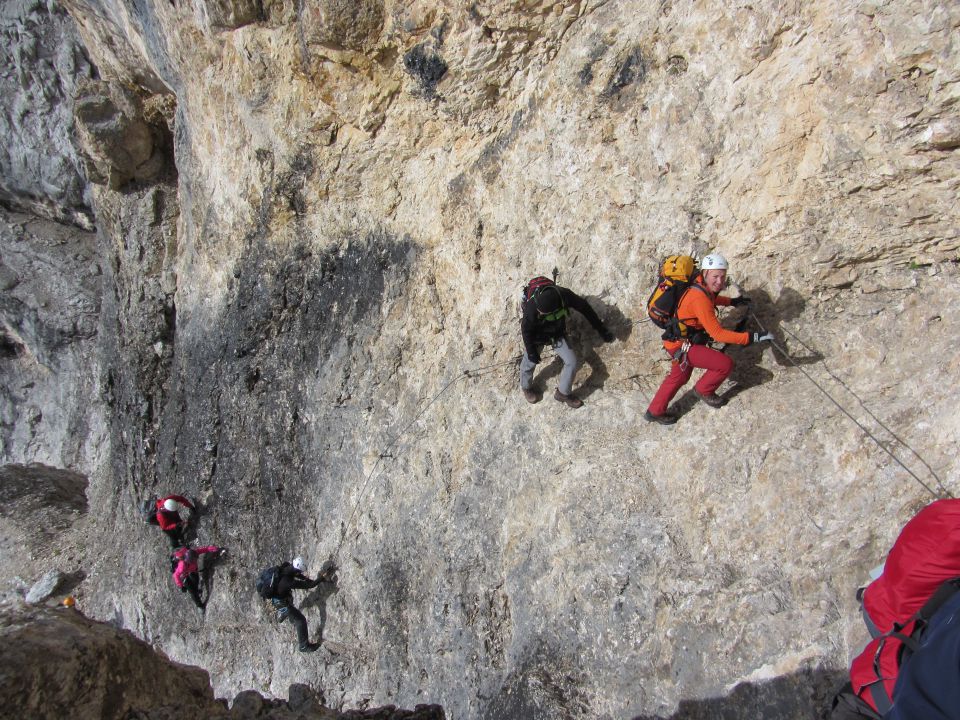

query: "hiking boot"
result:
(695, 390), (727, 408)
(554, 389), (583, 409)
(644, 410), (677, 425)
(299, 642), (320, 653)
(522, 389), (541, 404)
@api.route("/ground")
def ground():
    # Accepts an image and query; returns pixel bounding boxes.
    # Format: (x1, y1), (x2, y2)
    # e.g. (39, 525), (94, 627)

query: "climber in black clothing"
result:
(519, 279), (614, 408)
(270, 557), (333, 652)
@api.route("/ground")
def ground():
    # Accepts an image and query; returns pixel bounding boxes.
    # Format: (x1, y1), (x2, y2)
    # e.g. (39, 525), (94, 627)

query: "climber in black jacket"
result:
(520, 280), (614, 408)
(271, 557), (332, 653)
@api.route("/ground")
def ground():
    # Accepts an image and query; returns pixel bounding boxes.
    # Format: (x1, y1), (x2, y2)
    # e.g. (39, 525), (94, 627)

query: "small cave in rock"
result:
(667, 54), (689, 75)
(602, 46), (647, 98)
(0, 330), (24, 359)
(404, 43), (448, 96)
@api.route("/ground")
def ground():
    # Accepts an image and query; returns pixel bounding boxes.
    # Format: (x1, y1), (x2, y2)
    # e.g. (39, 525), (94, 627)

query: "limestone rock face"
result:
(194, 0), (262, 34)
(0, 604), (223, 720)
(299, 0), (386, 52)
(72, 79), (171, 189)
(0, 464), (87, 606)
(0, 0), (959, 719)
(0, 210), (104, 468)
(0, 0), (93, 227)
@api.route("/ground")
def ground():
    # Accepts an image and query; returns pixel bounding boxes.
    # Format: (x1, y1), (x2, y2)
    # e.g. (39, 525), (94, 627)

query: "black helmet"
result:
(534, 287), (564, 314)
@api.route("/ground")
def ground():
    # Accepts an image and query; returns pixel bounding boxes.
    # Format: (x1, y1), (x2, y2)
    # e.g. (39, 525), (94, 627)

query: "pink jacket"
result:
(171, 545), (219, 588)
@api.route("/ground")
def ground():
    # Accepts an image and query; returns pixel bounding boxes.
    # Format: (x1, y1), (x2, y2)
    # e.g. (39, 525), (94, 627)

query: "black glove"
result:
(749, 331), (774, 344)
(599, 328), (615, 343)
(730, 296), (751, 307)
(527, 350), (541, 364)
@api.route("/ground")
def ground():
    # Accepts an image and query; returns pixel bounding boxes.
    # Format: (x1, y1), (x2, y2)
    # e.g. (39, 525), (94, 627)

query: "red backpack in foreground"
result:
(848, 499), (960, 714)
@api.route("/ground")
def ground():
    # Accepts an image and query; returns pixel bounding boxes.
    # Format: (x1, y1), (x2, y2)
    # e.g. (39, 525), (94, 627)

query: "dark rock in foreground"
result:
(0, 603), (444, 720)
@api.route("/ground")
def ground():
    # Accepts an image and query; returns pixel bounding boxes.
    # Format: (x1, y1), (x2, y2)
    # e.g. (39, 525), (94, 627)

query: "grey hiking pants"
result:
(520, 336), (578, 396)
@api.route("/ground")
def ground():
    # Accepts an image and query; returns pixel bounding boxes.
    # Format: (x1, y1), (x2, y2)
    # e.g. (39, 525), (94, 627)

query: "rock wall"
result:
(0, 210), (104, 468)
(0, 463), (87, 592)
(0, 0), (94, 227)
(1, 1), (959, 719)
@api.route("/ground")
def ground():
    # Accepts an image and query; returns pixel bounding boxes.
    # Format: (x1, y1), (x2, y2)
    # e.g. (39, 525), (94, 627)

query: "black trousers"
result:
(288, 605), (309, 647)
(180, 572), (204, 608)
(163, 524), (186, 549)
(275, 599), (310, 647)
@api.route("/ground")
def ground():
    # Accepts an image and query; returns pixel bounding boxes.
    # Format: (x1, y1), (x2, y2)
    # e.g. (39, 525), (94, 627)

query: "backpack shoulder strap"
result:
(673, 281), (708, 328)
(867, 680), (894, 716)
(687, 281), (708, 296)
(917, 577), (960, 622)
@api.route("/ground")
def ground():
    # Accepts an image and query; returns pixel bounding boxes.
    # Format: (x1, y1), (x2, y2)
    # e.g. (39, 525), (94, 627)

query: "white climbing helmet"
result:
(163, 499), (179, 512)
(292, 556), (306, 572)
(700, 253), (729, 271)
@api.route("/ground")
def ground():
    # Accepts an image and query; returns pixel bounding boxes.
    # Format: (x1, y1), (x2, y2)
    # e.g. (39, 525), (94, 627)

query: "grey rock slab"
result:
(25, 569), (64, 603)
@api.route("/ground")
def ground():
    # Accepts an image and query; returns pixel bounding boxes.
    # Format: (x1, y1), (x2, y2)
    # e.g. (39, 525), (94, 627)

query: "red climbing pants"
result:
(647, 345), (733, 416)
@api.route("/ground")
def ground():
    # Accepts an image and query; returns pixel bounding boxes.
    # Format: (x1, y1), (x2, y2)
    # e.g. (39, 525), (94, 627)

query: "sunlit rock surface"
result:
(1, 1), (958, 718)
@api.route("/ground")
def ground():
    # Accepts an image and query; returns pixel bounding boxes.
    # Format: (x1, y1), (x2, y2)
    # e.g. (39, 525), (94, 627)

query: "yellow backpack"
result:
(646, 255), (699, 338)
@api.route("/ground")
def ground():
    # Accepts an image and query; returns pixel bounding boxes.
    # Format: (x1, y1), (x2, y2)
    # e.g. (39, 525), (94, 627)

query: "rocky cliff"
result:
(1, 602), (443, 719)
(1, 1), (958, 718)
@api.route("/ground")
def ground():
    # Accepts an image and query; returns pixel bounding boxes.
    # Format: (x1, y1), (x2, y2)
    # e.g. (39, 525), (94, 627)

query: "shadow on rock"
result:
(573, 296), (633, 400)
(630, 666), (846, 720)
(716, 286), (821, 402)
(722, 362), (777, 403)
(530, 353), (564, 394)
(587, 295), (636, 344)
(57, 570), (86, 597)
(182, 495), (217, 545)
(739, 287), (823, 368)
(199, 550), (228, 607)
(300, 564), (340, 643)
(669, 388), (703, 420)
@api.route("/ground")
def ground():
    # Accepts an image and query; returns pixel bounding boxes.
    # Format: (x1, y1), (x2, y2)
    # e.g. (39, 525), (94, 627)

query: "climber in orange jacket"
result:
(645, 253), (773, 424)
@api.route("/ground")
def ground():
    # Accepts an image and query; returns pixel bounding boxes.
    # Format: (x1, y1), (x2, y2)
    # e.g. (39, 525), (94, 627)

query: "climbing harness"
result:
(671, 340), (692, 370)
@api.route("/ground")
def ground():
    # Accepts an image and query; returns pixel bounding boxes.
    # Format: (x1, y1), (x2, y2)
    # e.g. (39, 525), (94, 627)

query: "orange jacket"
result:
(663, 275), (750, 354)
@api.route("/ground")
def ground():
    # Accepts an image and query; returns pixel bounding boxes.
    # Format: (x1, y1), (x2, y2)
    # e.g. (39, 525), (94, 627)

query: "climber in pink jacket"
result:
(171, 544), (225, 609)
